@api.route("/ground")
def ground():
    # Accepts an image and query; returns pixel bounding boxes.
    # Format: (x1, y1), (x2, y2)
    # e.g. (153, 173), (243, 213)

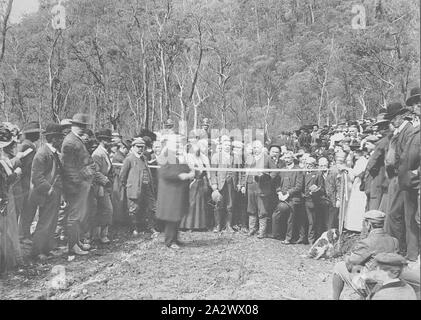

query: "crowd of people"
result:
(0, 87), (419, 300)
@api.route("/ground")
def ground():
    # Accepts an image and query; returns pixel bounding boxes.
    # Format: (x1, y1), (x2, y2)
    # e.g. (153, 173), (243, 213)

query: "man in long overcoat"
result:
(364, 114), (391, 211)
(398, 88), (421, 261)
(384, 102), (415, 254)
(156, 135), (194, 249)
(30, 124), (64, 260)
(62, 114), (96, 255)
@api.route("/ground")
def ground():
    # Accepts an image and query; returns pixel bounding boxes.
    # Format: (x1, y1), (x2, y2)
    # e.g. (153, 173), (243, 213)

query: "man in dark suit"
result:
(91, 129), (114, 244)
(30, 124), (64, 260)
(240, 140), (272, 238)
(267, 143), (283, 236)
(364, 113), (391, 211)
(62, 113), (96, 255)
(271, 151), (305, 244)
(398, 89), (420, 262)
(18, 121), (42, 241)
(111, 139), (130, 225)
(210, 135), (241, 233)
(384, 102), (415, 255)
(120, 137), (157, 237)
(303, 157), (327, 245)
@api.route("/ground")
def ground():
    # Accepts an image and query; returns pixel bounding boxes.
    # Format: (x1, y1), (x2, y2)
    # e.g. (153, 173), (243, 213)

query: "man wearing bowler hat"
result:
(62, 113), (96, 255)
(18, 121), (43, 242)
(30, 123), (65, 261)
(91, 129), (114, 244)
(384, 102), (415, 256)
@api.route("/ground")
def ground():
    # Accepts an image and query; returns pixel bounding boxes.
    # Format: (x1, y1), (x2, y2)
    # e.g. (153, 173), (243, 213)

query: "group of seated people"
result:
(333, 209), (419, 300)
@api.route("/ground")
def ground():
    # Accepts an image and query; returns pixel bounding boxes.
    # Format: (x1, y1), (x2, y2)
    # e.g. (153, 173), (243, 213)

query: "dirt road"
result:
(0, 230), (354, 300)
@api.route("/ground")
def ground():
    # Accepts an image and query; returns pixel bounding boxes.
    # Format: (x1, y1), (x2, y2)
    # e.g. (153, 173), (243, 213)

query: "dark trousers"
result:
(94, 191), (113, 228)
(404, 189), (420, 261)
(246, 182), (269, 218)
(127, 183), (156, 231)
(327, 205), (339, 230)
(18, 190), (38, 239)
(214, 180), (235, 228)
(385, 177), (406, 253)
(236, 192), (248, 229)
(272, 199), (304, 241)
(164, 221), (179, 246)
(31, 190), (61, 256)
(305, 199), (328, 244)
(65, 182), (91, 249)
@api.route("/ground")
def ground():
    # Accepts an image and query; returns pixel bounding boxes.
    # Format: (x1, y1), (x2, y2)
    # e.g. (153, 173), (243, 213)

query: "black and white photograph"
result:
(0, 0), (420, 304)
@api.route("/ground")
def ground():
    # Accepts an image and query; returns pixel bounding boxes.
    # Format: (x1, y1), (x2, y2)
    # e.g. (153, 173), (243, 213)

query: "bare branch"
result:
(0, 0), (13, 63)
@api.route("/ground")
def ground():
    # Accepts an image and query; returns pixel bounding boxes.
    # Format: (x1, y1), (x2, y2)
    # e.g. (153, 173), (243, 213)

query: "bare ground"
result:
(0, 229), (355, 300)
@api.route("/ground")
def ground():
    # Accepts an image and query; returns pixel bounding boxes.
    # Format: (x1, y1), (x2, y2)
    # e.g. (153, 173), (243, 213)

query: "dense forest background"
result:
(0, 0), (419, 137)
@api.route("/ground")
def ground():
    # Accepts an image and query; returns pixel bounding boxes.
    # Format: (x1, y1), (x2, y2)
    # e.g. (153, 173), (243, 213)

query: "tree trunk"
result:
(0, 0), (13, 63)
(141, 37), (149, 129)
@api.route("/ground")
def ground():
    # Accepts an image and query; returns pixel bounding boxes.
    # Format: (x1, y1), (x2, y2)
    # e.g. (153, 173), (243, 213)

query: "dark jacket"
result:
(398, 126), (420, 191)
(276, 165), (304, 200)
(241, 153), (272, 197)
(345, 228), (399, 271)
(156, 162), (190, 222)
(29, 145), (62, 207)
(17, 139), (36, 191)
(303, 171), (326, 201)
(385, 122), (414, 178)
(364, 135), (390, 202)
(324, 166), (341, 206)
(61, 132), (95, 195)
(120, 152), (154, 199)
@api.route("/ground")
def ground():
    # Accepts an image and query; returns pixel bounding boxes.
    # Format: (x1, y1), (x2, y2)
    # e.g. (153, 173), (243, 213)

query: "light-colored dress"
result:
(344, 157), (368, 232)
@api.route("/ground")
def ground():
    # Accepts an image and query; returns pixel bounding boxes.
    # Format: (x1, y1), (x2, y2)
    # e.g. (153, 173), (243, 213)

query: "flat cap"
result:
(364, 210), (386, 223)
(132, 137), (145, 146)
(374, 253), (408, 267)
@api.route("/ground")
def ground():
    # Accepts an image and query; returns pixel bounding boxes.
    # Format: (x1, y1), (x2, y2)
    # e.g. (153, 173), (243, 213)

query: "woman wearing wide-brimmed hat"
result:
(0, 125), (24, 273)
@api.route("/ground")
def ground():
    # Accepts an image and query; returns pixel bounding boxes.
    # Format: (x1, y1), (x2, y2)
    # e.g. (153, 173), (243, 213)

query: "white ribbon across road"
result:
(112, 163), (331, 172)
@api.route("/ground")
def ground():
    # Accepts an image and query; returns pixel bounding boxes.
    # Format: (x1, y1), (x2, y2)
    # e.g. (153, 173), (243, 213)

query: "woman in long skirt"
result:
(0, 126), (23, 273)
(343, 150), (368, 232)
(179, 140), (210, 231)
